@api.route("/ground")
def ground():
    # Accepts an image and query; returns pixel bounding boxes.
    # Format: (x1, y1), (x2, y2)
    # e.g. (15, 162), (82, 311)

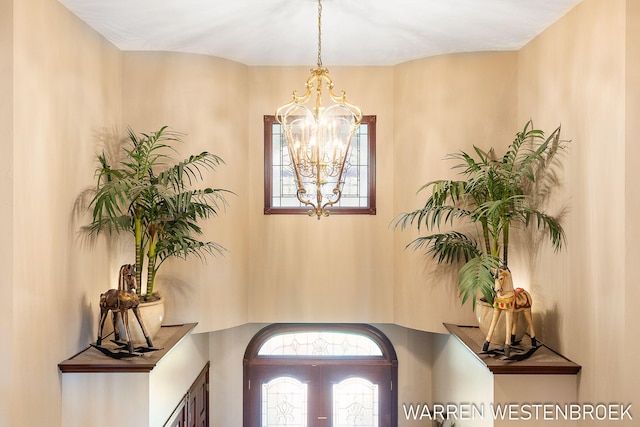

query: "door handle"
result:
(317, 416), (328, 420)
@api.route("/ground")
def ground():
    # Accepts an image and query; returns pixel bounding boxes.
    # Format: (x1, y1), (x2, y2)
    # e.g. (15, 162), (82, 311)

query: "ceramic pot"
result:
(116, 295), (165, 345)
(476, 299), (527, 344)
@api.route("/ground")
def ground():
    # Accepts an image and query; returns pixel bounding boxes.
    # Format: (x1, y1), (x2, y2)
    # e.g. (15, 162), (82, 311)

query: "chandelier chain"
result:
(275, 0), (362, 219)
(317, 0), (323, 68)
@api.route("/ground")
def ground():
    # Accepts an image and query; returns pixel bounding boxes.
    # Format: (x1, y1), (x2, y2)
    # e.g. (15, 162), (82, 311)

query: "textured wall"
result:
(246, 66), (396, 324)
(517, 0), (636, 410)
(624, 0), (640, 411)
(0, 0), (13, 425)
(11, 0), (122, 425)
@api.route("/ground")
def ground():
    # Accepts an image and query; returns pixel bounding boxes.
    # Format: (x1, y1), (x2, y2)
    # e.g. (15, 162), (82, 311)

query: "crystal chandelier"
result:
(275, 0), (363, 220)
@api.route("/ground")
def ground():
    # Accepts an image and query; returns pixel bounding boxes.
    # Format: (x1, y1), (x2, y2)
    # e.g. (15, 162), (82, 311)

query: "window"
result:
(264, 115), (376, 215)
(244, 324), (398, 427)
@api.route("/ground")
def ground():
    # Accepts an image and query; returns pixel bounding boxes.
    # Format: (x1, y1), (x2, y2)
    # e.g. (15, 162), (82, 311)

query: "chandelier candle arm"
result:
(275, 0), (363, 219)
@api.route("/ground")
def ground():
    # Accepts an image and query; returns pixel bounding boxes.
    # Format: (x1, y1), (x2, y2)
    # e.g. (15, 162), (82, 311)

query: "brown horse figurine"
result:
(482, 267), (537, 358)
(96, 264), (154, 354)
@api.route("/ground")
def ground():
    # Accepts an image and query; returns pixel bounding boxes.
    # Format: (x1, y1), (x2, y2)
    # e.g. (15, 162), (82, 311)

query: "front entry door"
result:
(248, 363), (390, 427)
(243, 324), (398, 427)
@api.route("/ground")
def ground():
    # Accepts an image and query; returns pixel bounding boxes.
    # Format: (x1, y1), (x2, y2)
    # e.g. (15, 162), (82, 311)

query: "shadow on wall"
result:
(515, 131), (570, 349)
(409, 246), (465, 307)
(69, 127), (127, 351)
(513, 135), (571, 271)
(535, 302), (561, 351)
(155, 274), (197, 325)
(71, 127), (126, 233)
(70, 126), (128, 274)
(78, 293), (97, 349)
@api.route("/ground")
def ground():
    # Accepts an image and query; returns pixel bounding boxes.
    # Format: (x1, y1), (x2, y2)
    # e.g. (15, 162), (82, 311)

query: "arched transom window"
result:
(258, 330), (384, 357)
(244, 324), (398, 427)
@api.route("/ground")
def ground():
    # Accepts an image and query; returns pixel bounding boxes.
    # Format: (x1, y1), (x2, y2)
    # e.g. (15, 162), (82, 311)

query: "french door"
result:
(243, 324), (398, 427)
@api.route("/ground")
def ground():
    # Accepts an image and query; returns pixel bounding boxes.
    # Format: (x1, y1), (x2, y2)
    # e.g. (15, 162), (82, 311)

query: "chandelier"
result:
(275, 0), (363, 220)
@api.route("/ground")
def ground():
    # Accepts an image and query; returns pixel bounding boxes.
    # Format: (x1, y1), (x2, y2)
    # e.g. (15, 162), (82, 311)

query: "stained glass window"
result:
(262, 377), (308, 427)
(333, 378), (379, 427)
(258, 331), (383, 357)
(264, 115), (376, 215)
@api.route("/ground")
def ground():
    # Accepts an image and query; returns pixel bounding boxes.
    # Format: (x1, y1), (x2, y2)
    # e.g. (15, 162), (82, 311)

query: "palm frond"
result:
(406, 231), (481, 264)
(394, 204), (473, 233)
(156, 237), (226, 266)
(457, 255), (501, 309)
(522, 208), (566, 251)
(157, 152), (225, 189)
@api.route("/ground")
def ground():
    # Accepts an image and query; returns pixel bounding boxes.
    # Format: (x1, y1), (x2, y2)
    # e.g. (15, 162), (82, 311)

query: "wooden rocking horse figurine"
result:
(96, 264), (154, 354)
(482, 266), (538, 358)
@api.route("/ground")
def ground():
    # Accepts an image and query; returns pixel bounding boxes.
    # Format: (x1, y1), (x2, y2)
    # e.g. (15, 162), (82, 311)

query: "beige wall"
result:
(0, 0), (13, 426)
(247, 66), (396, 323)
(624, 0), (640, 409)
(432, 333), (495, 427)
(9, 0), (122, 425)
(517, 0), (638, 413)
(245, 54), (520, 328)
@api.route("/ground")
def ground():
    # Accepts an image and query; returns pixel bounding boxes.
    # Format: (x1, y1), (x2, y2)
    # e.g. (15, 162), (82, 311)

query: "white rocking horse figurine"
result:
(96, 264), (154, 354)
(482, 266), (538, 358)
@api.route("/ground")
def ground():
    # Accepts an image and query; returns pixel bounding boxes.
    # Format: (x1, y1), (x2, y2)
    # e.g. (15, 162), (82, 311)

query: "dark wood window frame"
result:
(264, 115), (377, 215)
(243, 323), (398, 427)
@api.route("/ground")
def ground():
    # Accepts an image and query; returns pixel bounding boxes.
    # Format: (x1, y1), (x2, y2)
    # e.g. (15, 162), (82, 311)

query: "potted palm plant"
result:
(395, 120), (567, 336)
(85, 126), (231, 340)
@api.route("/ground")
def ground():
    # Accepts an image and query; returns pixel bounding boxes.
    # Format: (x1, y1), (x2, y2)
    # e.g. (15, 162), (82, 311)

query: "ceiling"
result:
(57, 0), (583, 67)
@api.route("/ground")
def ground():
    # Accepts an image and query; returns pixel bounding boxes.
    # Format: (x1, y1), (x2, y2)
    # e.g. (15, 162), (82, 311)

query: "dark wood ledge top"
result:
(444, 323), (581, 375)
(58, 323), (197, 373)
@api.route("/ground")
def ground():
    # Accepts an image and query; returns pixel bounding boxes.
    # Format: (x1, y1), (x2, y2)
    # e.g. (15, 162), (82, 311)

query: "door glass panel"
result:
(333, 377), (379, 427)
(261, 377), (308, 427)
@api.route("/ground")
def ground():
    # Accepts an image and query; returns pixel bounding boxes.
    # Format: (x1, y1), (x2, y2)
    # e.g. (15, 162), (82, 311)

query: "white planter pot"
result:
(116, 296), (165, 346)
(476, 299), (527, 345)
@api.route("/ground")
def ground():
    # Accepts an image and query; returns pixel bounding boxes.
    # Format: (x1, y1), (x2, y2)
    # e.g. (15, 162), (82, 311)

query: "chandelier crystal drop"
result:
(275, 0), (363, 220)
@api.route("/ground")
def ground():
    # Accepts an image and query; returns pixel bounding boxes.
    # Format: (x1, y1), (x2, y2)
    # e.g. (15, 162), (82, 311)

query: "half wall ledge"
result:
(444, 323), (581, 375)
(58, 323), (197, 373)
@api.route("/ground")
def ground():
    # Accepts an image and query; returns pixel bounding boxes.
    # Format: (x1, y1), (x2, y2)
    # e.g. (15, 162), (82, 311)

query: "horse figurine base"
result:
(481, 267), (540, 360)
(481, 338), (541, 361)
(91, 340), (162, 359)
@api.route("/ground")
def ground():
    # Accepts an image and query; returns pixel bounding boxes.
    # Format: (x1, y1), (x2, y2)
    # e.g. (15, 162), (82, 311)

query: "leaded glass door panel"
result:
(333, 378), (378, 427)
(262, 376), (308, 427)
(324, 365), (389, 427)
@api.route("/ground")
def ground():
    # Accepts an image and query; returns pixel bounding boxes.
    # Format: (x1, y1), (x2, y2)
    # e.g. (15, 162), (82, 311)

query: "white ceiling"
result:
(57, 0), (583, 66)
